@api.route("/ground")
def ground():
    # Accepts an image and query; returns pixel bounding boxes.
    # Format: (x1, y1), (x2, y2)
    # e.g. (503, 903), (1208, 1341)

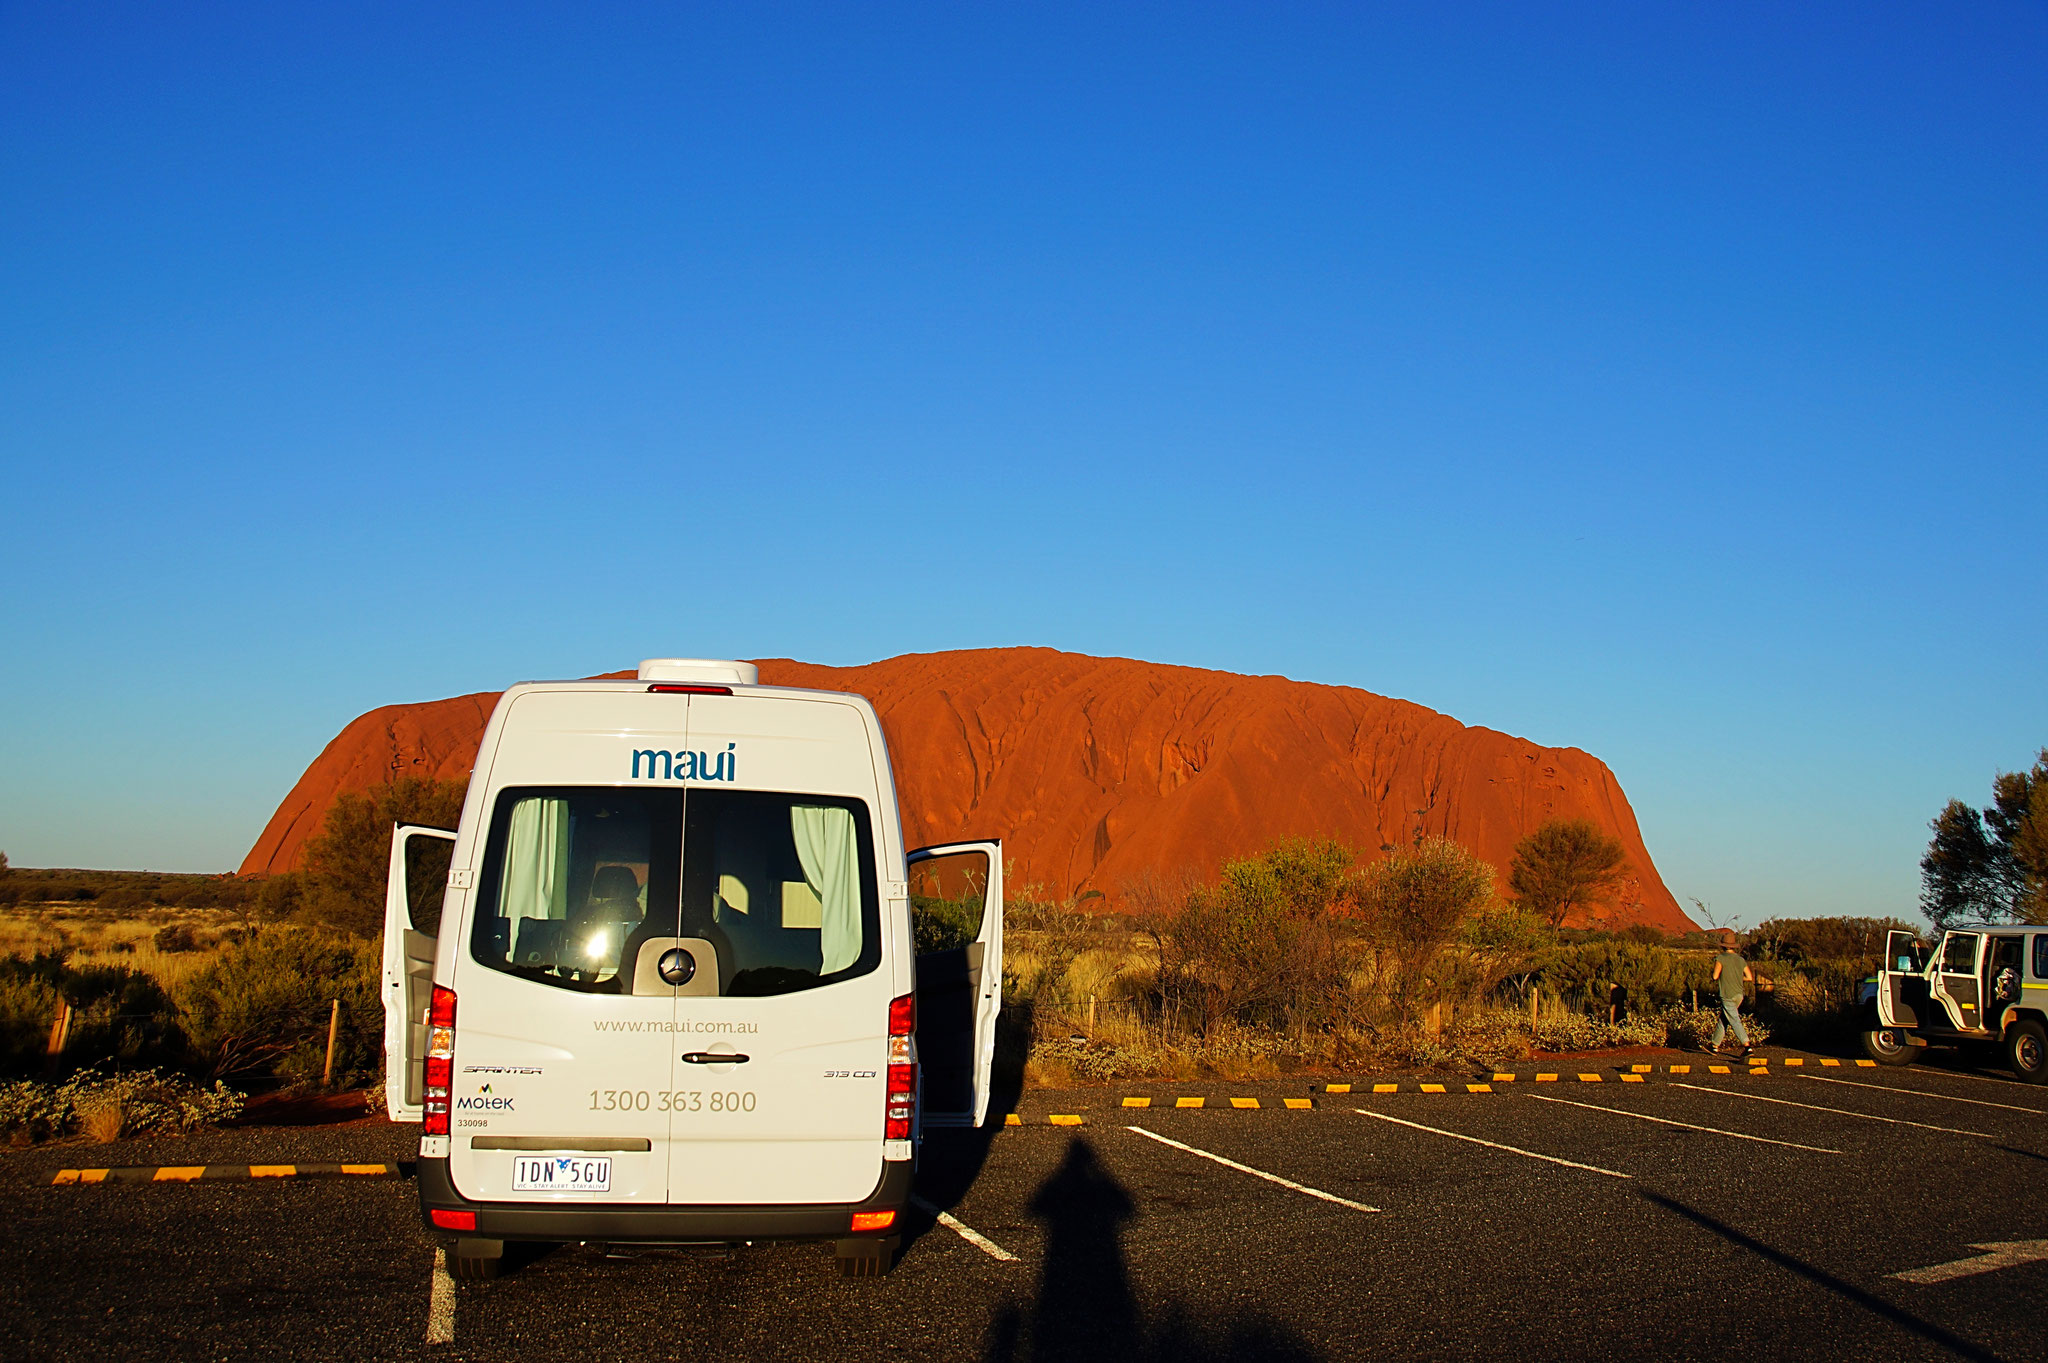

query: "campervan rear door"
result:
(441, 690), (685, 1206)
(910, 841), (1003, 1129)
(662, 691), (895, 1207)
(383, 824), (456, 1122)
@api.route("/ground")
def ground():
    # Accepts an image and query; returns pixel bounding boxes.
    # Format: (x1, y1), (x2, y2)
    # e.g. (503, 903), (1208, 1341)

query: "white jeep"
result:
(1861, 924), (2048, 1083)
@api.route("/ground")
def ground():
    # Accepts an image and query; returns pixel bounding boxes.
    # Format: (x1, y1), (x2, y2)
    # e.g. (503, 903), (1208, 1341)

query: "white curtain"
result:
(503, 797), (569, 922)
(791, 804), (859, 974)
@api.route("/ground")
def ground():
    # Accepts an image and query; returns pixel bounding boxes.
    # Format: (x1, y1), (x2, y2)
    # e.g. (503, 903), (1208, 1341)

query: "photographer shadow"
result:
(980, 1137), (1322, 1363)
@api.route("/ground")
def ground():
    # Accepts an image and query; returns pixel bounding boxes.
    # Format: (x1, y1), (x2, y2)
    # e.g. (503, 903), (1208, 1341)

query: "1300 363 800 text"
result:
(587, 1089), (757, 1113)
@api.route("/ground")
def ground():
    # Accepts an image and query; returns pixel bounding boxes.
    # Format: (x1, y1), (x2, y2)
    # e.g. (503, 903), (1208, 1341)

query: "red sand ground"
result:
(241, 647), (1693, 933)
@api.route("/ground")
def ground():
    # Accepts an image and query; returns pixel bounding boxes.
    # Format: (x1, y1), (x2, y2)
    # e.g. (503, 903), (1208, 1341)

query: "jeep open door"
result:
(1930, 930), (1986, 1033)
(1875, 929), (1925, 1029)
(383, 824), (457, 1121)
(909, 841), (1003, 1129)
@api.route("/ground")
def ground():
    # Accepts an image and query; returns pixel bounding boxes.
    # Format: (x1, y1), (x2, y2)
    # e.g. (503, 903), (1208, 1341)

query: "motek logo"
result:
(456, 1095), (515, 1111)
(630, 744), (737, 782)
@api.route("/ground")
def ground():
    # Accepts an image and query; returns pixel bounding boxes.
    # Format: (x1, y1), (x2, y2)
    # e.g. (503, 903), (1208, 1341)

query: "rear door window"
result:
(680, 790), (878, 996)
(470, 786), (876, 997)
(471, 788), (682, 993)
(1940, 933), (1981, 974)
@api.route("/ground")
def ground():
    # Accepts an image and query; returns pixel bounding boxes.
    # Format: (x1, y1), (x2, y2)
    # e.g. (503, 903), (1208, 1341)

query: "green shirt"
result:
(1715, 951), (1747, 1001)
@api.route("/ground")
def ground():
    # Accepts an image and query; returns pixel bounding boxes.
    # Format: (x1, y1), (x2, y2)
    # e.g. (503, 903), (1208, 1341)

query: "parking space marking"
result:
(1889, 1239), (2048, 1284)
(425, 1247), (454, 1345)
(909, 1196), (1021, 1262)
(1521, 1092), (1843, 1154)
(1126, 1125), (1379, 1212)
(1800, 1073), (2046, 1114)
(1352, 1109), (1629, 1178)
(1669, 1083), (1992, 1137)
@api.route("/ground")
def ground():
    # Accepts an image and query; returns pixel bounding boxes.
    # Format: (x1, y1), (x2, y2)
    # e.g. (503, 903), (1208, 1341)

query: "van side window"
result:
(910, 852), (990, 954)
(470, 788), (682, 994)
(2034, 934), (2048, 982)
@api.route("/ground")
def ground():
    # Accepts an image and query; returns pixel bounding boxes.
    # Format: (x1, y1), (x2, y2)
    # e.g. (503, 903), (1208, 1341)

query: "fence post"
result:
(322, 998), (341, 1087)
(1087, 995), (1097, 1030)
(1528, 987), (1539, 1031)
(46, 999), (69, 1058)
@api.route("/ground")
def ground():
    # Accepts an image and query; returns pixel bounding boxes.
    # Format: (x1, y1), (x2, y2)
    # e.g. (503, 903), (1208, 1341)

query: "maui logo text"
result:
(630, 744), (737, 782)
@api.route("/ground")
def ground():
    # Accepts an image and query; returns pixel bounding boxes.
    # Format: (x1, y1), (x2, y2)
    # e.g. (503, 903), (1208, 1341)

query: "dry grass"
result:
(0, 907), (235, 992)
(78, 1100), (126, 1143)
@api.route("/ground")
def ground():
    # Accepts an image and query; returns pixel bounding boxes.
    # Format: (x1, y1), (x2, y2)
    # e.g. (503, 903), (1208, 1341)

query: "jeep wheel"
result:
(1861, 1026), (1915, 1066)
(2005, 1019), (2048, 1085)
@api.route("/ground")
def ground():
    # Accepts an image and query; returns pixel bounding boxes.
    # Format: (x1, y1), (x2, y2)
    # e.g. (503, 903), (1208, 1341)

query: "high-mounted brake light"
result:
(885, 992), (916, 1140)
(423, 985), (456, 1137)
(647, 684), (733, 695)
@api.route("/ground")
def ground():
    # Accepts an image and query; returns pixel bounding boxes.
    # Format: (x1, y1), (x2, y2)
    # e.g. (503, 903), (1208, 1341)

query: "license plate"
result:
(512, 1155), (612, 1193)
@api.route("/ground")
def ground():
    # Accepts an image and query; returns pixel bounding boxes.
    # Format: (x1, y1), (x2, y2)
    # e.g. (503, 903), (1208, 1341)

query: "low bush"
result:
(0, 1066), (243, 1144)
(175, 930), (381, 1086)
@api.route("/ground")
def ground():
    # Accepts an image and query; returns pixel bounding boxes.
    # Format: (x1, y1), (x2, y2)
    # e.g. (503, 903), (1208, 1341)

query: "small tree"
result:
(299, 778), (468, 938)
(1508, 819), (1630, 929)
(1922, 749), (2048, 926)
(1358, 835), (1497, 1010)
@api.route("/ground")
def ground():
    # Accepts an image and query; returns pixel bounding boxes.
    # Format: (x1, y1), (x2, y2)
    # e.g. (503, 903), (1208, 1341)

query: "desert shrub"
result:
(1357, 836), (1498, 1013)
(1152, 838), (1357, 1033)
(299, 778), (466, 937)
(0, 968), (60, 1073)
(1538, 940), (1715, 1011)
(1662, 1004), (1772, 1050)
(0, 1066), (242, 1143)
(0, 953), (182, 1075)
(175, 930), (381, 1085)
(152, 924), (201, 953)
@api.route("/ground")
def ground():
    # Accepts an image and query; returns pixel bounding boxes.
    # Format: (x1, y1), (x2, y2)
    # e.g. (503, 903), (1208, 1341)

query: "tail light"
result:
(885, 992), (916, 1140)
(851, 1210), (896, 1233)
(423, 985), (456, 1137)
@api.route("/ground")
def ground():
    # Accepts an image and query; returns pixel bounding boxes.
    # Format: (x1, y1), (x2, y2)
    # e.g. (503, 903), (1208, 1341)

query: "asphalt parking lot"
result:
(4, 1052), (2044, 1363)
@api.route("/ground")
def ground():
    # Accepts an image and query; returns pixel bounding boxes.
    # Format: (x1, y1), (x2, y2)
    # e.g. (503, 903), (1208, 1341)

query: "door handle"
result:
(680, 1052), (750, 1065)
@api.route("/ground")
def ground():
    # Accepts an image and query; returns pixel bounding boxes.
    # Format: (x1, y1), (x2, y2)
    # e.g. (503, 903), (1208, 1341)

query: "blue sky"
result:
(2, 3), (2043, 926)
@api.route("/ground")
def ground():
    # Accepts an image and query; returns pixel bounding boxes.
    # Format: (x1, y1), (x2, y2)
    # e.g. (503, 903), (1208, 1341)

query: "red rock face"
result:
(241, 647), (1695, 933)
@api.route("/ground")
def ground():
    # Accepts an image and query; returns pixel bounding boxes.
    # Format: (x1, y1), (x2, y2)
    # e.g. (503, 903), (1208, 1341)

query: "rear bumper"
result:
(417, 1157), (913, 1245)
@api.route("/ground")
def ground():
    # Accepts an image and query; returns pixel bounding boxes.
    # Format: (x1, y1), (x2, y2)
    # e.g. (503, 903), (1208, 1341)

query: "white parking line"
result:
(909, 1196), (1021, 1262)
(1127, 1125), (1380, 1211)
(1890, 1239), (2048, 1284)
(1521, 1092), (1842, 1154)
(1669, 1083), (1991, 1137)
(1800, 1073), (2046, 1114)
(425, 1247), (455, 1345)
(1352, 1108), (1629, 1179)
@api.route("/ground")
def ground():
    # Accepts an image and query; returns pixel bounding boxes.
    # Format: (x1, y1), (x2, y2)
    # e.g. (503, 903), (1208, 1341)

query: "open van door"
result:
(910, 841), (1003, 1129)
(382, 824), (457, 1121)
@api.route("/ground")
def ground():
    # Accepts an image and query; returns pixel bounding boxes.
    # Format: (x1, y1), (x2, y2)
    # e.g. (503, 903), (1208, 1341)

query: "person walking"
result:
(1709, 942), (1755, 1057)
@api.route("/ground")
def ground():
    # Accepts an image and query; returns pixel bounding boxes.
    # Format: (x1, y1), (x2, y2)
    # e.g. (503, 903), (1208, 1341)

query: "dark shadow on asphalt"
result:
(980, 1136), (1321, 1363)
(1994, 1144), (2048, 1164)
(903, 1002), (1036, 1255)
(1642, 1191), (2006, 1363)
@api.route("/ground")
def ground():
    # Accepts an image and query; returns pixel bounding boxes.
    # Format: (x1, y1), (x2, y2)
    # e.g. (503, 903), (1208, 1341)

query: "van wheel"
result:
(451, 1241), (503, 1281)
(2006, 1020), (2048, 1084)
(1861, 1026), (1915, 1066)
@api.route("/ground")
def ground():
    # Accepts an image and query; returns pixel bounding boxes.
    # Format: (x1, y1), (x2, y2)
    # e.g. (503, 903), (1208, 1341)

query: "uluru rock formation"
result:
(242, 648), (1695, 933)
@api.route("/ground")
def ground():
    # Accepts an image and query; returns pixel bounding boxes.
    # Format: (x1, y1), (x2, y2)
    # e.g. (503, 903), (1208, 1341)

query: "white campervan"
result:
(380, 660), (1003, 1280)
